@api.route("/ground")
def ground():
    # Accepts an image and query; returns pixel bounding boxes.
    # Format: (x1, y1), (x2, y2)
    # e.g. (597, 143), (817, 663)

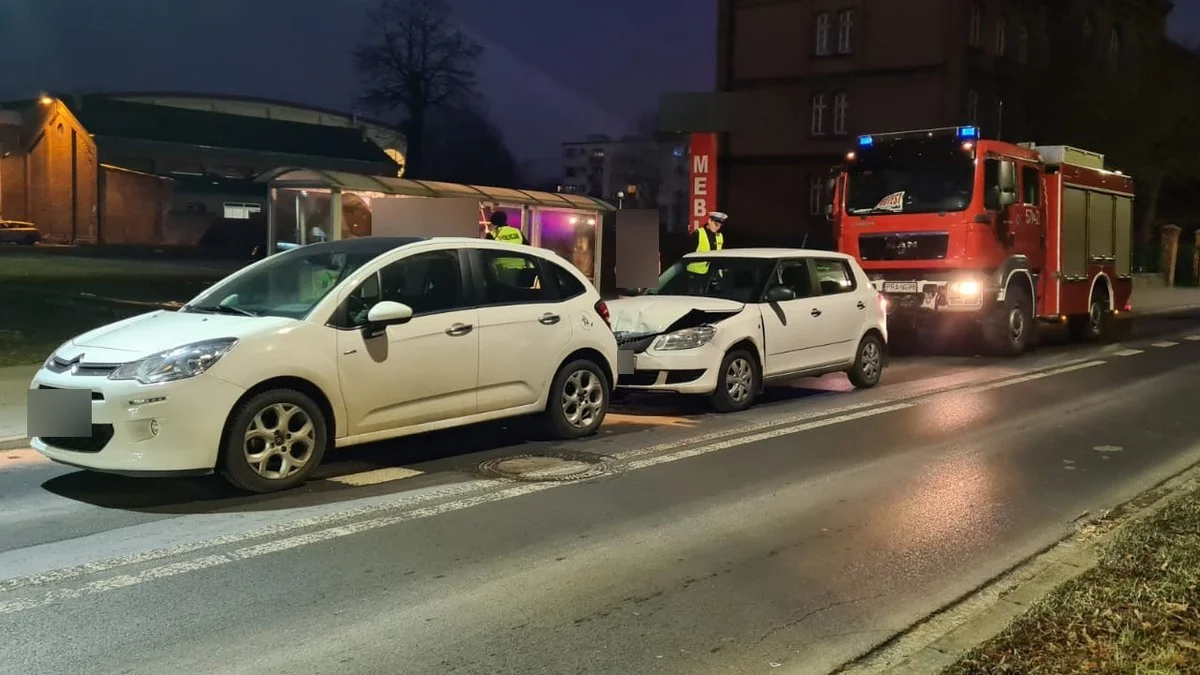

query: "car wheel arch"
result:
(557, 347), (615, 393)
(217, 376), (337, 469)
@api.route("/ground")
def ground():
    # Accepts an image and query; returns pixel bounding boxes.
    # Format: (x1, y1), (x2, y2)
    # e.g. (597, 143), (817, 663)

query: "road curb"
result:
(0, 435), (29, 451)
(835, 459), (1200, 675)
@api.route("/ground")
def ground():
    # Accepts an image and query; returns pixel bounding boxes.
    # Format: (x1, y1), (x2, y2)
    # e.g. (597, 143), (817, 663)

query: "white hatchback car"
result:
(29, 237), (618, 493)
(609, 249), (888, 412)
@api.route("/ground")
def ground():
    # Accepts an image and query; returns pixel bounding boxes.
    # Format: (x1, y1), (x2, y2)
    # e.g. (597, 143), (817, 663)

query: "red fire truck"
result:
(830, 126), (1134, 356)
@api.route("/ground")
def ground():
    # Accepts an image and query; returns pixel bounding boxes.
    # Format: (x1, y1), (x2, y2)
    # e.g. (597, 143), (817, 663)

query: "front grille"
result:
(859, 233), (950, 261)
(45, 356), (119, 377)
(37, 384), (104, 401)
(41, 424), (115, 453)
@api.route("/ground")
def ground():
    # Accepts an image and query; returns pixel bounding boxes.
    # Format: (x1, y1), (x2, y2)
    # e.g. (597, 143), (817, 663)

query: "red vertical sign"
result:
(688, 132), (718, 234)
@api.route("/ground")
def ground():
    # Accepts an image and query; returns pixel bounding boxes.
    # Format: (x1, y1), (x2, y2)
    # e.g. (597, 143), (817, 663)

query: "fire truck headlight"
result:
(951, 280), (981, 297)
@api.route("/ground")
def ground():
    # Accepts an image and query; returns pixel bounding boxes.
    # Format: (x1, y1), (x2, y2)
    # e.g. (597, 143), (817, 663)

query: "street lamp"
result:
(38, 95), (53, 106)
(617, 191), (625, 209)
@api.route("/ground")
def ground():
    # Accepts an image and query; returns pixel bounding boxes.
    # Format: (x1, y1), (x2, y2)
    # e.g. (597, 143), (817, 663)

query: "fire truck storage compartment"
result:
(1114, 198), (1132, 277)
(1087, 192), (1115, 261)
(1061, 188), (1089, 279)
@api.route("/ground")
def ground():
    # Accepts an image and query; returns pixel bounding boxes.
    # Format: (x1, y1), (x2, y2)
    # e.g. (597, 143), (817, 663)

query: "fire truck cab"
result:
(831, 126), (1134, 356)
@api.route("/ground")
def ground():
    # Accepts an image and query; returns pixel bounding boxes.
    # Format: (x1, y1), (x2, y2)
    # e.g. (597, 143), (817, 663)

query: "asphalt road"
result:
(3, 312), (1200, 675)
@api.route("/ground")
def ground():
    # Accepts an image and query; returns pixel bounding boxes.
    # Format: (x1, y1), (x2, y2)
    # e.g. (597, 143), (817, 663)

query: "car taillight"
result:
(594, 300), (612, 328)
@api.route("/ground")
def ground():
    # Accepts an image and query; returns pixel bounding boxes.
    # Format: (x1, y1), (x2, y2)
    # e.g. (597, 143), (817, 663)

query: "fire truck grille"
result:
(858, 233), (949, 261)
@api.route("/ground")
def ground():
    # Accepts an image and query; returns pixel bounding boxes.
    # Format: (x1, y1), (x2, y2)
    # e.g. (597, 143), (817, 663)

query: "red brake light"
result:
(594, 300), (612, 328)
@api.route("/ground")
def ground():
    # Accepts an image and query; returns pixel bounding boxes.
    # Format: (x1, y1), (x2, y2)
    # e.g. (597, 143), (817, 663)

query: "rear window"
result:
(813, 258), (857, 295)
(548, 262), (587, 300)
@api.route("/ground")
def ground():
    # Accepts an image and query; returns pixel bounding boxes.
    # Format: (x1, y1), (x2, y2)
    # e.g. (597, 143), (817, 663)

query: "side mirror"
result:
(765, 285), (796, 303)
(998, 190), (1018, 208)
(366, 301), (413, 327)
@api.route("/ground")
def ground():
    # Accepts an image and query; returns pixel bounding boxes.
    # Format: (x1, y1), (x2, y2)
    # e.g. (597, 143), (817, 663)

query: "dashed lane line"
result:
(1186, 335), (1200, 341)
(1114, 348), (1144, 357)
(1151, 341), (1179, 348)
(324, 467), (425, 487)
(0, 358), (1109, 614)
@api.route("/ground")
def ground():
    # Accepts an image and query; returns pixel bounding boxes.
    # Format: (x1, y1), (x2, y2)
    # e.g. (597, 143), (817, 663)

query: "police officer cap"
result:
(708, 211), (729, 222)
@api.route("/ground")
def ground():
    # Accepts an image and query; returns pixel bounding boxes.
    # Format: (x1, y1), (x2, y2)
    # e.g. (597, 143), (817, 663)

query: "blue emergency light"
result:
(857, 135), (873, 147)
(957, 126), (979, 139)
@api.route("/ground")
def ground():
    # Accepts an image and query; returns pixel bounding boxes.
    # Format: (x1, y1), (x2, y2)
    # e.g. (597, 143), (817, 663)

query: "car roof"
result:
(285, 236), (568, 263)
(682, 247), (854, 260)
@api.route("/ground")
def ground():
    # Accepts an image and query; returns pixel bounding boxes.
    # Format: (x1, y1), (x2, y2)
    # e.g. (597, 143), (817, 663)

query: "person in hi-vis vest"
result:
(487, 211), (525, 245)
(686, 211), (728, 287)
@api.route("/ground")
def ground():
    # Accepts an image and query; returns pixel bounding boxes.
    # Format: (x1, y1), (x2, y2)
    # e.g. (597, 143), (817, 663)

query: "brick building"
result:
(0, 93), (403, 248)
(711, 0), (1174, 248)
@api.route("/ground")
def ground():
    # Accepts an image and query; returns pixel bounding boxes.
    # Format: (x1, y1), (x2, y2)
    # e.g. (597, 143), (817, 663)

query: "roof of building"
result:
(93, 90), (395, 129)
(257, 167), (617, 212)
(62, 95), (397, 166)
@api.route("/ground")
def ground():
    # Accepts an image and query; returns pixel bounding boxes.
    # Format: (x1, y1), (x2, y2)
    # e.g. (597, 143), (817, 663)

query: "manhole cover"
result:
(478, 453), (609, 482)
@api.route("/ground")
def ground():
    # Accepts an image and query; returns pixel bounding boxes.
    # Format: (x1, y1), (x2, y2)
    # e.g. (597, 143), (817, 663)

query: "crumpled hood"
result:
(608, 295), (745, 335)
(55, 310), (298, 363)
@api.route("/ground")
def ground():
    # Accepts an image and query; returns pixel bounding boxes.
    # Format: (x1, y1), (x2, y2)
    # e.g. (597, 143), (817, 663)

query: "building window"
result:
(966, 90), (979, 125)
(996, 20), (1007, 56)
(811, 93), (828, 135)
(815, 12), (832, 55)
(1109, 27), (1121, 64)
(223, 202), (262, 219)
(969, 5), (982, 48)
(833, 92), (849, 135)
(837, 10), (854, 54)
(1017, 25), (1029, 63)
(809, 176), (824, 216)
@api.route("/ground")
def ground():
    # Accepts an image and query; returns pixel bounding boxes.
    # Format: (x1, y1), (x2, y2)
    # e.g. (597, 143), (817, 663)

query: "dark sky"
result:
(1, 0), (1195, 178)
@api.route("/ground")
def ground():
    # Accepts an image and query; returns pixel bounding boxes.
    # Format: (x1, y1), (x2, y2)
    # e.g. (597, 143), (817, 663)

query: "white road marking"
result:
(1114, 349), (1144, 357)
(1186, 335), (1200, 341)
(0, 358), (1112, 614)
(325, 467), (424, 486)
(1152, 341), (1179, 348)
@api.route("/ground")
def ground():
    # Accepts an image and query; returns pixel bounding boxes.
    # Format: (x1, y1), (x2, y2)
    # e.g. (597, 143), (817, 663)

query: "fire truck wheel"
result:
(1068, 295), (1112, 342)
(984, 286), (1033, 356)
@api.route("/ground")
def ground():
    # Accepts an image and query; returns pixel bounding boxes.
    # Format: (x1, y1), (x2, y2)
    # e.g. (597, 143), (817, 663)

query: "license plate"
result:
(617, 350), (636, 376)
(883, 281), (919, 294)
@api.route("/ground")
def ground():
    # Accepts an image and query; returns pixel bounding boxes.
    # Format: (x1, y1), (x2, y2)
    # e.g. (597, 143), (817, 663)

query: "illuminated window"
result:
(837, 10), (854, 54)
(833, 92), (849, 135)
(815, 12), (831, 55)
(808, 176), (824, 216)
(811, 93), (828, 135)
(969, 5), (982, 48)
(223, 202), (262, 220)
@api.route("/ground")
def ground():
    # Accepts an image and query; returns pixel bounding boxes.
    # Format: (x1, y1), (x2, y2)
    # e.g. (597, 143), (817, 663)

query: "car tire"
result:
(219, 389), (329, 494)
(847, 333), (885, 389)
(710, 349), (759, 413)
(541, 359), (610, 439)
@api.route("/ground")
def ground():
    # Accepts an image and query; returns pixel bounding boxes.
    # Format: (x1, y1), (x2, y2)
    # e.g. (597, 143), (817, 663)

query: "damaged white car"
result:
(610, 249), (888, 412)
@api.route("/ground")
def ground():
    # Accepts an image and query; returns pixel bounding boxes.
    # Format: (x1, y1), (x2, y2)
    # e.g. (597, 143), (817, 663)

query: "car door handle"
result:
(538, 313), (561, 325)
(811, 308), (822, 317)
(445, 323), (474, 337)
(856, 301), (866, 309)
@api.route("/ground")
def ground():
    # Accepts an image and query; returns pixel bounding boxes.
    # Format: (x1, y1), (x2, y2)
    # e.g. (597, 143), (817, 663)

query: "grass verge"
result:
(0, 255), (235, 367)
(945, 484), (1200, 674)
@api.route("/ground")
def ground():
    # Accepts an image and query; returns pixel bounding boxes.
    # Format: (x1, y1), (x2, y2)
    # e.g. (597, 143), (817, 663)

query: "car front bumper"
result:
(29, 369), (247, 476)
(615, 344), (724, 395)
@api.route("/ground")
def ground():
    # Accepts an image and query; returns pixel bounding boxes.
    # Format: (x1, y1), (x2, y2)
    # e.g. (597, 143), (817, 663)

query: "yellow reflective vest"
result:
(687, 227), (724, 274)
(493, 225), (524, 245)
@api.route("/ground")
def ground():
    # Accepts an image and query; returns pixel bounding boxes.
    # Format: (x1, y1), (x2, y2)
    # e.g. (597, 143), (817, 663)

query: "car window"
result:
(767, 260), (815, 299)
(651, 257), (773, 303)
(548, 260), (587, 300)
(343, 250), (465, 325)
(478, 249), (553, 305)
(812, 258), (857, 295)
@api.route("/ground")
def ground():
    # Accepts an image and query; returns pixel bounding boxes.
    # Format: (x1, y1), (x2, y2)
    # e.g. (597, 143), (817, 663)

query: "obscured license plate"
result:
(617, 350), (636, 375)
(27, 387), (93, 437)
(883, 281), (919, 294)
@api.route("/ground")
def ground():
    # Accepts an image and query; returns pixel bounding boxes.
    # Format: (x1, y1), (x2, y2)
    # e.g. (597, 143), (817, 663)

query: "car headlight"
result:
(653, 325), (717, 351)
(108, 338), (238, 385)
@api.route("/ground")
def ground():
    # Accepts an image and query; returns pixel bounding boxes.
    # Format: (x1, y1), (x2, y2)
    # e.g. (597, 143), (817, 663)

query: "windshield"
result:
(184, 247), (383, 319)
(651, 257), (773, 302)
(845, 140), (975, 215)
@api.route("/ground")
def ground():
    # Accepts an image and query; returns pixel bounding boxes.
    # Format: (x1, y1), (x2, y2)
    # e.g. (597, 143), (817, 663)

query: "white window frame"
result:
(811, 93), (828, 136)
(808, 176), (824, 216)
(969, 6), (982, 48)
(833, 92), (849, 135)
(223, 202), (262, 220)
(837, 10), (854, 54)
(996, 19), (1007, 56)
(815, 12), (832, 56)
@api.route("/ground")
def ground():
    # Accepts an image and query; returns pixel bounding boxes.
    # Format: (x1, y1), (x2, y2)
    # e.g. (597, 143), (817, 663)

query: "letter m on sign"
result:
(688, 132), (718, 234)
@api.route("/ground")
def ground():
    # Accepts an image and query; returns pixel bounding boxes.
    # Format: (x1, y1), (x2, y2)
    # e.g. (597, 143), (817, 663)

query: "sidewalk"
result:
(0, 365), (37, 450)
(1130, 285), (1200, 316)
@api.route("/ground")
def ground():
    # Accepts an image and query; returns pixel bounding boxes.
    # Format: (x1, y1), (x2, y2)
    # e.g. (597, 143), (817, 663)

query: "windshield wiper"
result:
(186, 304), (259, 317)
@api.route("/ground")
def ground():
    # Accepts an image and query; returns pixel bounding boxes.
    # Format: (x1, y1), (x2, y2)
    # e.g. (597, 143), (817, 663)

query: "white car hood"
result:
(55, 310), (298, 363)
(608, 295), (745, 335)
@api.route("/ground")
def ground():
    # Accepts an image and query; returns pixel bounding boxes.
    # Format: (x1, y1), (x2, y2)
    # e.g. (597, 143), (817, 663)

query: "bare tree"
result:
(353, 0), (483, 176)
